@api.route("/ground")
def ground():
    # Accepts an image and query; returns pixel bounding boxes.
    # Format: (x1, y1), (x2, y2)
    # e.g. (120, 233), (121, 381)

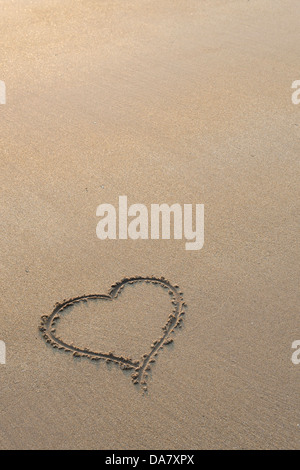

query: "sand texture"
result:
(0, 0), (299, 449)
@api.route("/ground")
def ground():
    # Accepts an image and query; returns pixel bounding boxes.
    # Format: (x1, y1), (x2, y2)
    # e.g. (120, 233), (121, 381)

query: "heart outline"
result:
(40, 276), (186, 391)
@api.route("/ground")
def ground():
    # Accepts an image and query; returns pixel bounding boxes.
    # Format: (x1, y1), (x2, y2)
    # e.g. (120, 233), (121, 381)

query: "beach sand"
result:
(0, 0), (299, 449)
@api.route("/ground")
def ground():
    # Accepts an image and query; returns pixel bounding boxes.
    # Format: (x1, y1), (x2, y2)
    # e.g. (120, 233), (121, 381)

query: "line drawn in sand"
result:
(40, 276), (186, 392)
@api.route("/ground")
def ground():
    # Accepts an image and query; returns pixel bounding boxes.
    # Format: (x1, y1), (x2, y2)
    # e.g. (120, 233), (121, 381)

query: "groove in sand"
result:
(40, 276), (186, 391)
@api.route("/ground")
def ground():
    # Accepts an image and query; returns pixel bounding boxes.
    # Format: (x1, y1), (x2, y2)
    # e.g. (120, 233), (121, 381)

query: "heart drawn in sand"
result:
(40, 276), (186, 391)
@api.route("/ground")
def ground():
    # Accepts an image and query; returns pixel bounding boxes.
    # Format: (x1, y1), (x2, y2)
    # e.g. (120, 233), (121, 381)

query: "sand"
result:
(0, 0), (299, 450)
